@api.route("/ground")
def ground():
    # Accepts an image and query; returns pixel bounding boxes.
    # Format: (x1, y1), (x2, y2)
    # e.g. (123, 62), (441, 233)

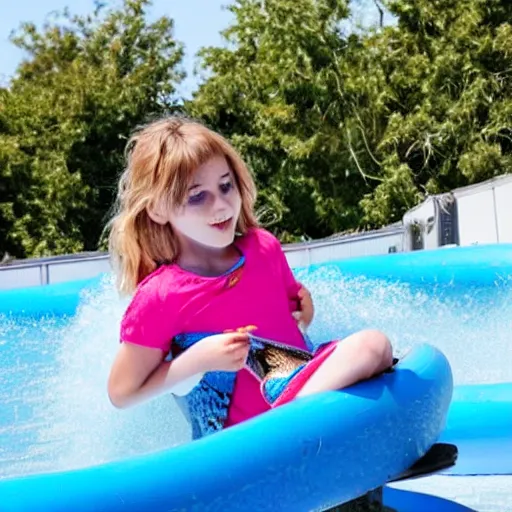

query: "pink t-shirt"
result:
(120, 228), (307, 426)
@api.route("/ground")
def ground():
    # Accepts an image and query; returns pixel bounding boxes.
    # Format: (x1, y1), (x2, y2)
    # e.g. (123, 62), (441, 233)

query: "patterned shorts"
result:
(260, 341), (337, 408)
(261, 365), (306, 404)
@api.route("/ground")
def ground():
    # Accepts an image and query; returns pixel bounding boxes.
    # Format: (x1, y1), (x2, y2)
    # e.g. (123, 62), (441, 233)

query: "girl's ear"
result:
(146, 201), (168, 225)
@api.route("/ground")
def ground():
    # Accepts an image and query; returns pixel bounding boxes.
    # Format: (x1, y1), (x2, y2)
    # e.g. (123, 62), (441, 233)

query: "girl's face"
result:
(169, 155), (242, 249)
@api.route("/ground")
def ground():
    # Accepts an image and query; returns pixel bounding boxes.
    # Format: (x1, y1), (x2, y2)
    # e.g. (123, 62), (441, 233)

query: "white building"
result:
(403, 174), (512, 251)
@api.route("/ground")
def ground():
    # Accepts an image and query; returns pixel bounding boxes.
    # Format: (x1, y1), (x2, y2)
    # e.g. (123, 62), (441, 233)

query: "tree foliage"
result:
(0, 0), (184, 257)
(190, 0), (370, 241)
(1, 0), (511, 258)
(358, 0), (512, 224)
(191, 0), (512, 237)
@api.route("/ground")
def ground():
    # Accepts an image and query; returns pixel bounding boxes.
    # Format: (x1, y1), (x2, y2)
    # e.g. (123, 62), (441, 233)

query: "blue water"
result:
(1, 246), (511, 510)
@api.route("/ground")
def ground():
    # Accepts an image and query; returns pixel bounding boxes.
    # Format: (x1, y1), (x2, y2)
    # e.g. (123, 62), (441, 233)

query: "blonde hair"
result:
(108, 116), (258, 295)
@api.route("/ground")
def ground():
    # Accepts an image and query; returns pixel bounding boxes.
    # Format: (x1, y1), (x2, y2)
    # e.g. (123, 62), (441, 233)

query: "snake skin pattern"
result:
(167, 332), (314, 438)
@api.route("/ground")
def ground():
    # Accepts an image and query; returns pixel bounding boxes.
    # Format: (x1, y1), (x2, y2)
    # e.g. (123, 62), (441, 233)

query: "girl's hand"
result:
(196, 332), (251, 373)
(292, 284), (314, 331)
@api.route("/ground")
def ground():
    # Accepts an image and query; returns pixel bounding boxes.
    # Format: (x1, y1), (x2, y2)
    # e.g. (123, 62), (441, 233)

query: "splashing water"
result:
(0, 266), (511, 510)
(0, 276), (190, 479)
(297, 265), (512, 385)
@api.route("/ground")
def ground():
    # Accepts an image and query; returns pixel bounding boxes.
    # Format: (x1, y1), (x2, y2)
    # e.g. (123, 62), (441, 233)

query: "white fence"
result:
(0, 254), (112, 290)
(283, 225), (403, 268)
(0, 226), (404, 291)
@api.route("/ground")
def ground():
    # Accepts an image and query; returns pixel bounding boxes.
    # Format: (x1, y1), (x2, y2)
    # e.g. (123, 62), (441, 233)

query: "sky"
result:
(0, 0), (234, 97)
(0, 0), (382, 98)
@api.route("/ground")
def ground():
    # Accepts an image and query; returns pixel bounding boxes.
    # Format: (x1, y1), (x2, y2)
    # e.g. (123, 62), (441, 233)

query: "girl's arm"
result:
(108, 332), (250, 408)
(107, 341), (205, 409)
(272, 236), (315, 328)
(293, 284), (314, 330)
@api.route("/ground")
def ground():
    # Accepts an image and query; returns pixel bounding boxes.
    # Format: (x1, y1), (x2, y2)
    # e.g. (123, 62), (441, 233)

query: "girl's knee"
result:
(354, 329), (393, 369)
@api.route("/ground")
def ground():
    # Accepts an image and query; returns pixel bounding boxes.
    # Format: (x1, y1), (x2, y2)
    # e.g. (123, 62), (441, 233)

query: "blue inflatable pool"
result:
(440, 382), (512, 476)
(0, 343), (452, 512)
(383, 488), (476, 512)
(4, 244), (512, 511)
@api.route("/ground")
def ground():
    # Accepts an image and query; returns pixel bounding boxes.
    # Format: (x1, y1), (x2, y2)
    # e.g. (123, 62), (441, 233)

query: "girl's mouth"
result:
(211, 218), (232, 231)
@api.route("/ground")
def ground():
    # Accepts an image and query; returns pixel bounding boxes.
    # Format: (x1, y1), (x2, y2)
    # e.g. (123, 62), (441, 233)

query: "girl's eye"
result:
(220, 181), (233, 194)
(187, 191), (207, 206)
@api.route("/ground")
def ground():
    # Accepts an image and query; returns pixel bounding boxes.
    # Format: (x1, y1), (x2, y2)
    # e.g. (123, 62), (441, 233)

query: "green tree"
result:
(355, 0), (512, 224)
(3, 0), (510, 257)
(0, 0), (184, 258)
(191, 0), (512, 235)
(190, 0), (375, 242)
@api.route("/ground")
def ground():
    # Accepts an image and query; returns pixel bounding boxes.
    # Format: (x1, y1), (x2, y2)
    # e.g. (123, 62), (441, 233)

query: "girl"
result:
(107, 116), (393, 439)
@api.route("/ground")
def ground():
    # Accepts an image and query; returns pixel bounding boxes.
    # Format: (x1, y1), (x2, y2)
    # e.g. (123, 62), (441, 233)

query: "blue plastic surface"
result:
(0, 275), (102, 318)
(308, 244), (512, 287)
(441, 383), (512, 475)
(2, 243), (511, 510)
(0, 344), (452, 512)
(383, 487), (477, 512)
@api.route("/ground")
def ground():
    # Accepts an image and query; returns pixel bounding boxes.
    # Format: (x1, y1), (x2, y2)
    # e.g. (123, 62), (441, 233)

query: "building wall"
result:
(454, 175), (512, 246)
(0, 256), (112, 291)
(284, 229), (403, 268)
(495, 180), (512, 243)
(401, 174), (512, 250)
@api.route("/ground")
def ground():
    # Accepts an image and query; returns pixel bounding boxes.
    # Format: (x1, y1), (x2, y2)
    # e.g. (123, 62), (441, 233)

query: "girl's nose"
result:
(211, 192), (230, 212)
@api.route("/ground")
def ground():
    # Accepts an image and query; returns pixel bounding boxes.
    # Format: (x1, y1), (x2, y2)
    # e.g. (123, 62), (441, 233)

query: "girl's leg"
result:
(295, 329), (393, 397)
